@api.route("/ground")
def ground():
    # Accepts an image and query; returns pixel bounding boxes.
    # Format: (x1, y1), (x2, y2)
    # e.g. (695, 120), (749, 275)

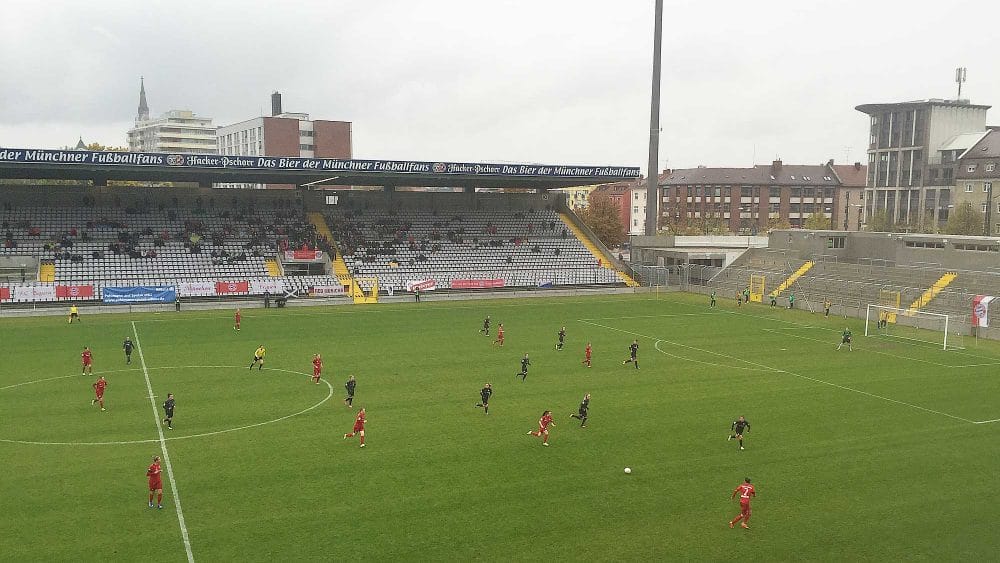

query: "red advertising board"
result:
(450, 278), (505, 289)
(0, 287), (9, 300)
(56, 284), (95, 298)
(216, 281), (250, 294)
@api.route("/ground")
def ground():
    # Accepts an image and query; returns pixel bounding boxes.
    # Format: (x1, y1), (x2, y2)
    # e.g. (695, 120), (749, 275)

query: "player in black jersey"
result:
(162, 393), (175, 429)
(569, 393), (590, 427)
(122, 336), (134, 365)
(344, 375), (356, 407)
(475, 383), (492, 414)
(480, 315), (491, 336)
(516, 353), (530, 382)
(622, 340), (639, 369)
(555, 326), (566, 351)
(728, 415), (750, 450)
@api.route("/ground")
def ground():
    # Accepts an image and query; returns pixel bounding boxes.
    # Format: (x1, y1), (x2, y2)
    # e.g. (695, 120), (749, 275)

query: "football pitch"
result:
(2, 292), (999, 561)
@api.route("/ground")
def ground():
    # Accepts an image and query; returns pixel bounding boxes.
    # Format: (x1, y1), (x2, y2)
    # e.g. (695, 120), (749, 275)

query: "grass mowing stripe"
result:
(132, 321), (195, 563)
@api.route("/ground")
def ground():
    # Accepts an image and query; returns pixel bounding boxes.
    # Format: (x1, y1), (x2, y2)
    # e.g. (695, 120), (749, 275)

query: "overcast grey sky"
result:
(2, 0), (999, 173)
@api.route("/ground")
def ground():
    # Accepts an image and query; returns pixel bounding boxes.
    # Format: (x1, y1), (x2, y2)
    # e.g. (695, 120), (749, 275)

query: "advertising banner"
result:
(13, 285), (57, 301)
(972, 295), (995, 328)
(285, 250), (323, 261)
(250, 279), (284, 295)
(55, 284), (95, 299)
(0, 148), (640, 180)
(102, 286), (176, 304)
(215, 281), (250, 295)
(405, 279), (437, 292)
(177, 281), (216, 297)
(450, 278), (505, 289)
(0, 287), (9, 300)
(309, 285), (347, 296)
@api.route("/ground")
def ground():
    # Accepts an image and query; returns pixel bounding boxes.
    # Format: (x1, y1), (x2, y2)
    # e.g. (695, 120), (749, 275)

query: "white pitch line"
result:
(0, 366), (334, 446)
(132, 321), (195, 563)
(0, 368), (141, 391)
(974, 419), (1000, 424)
(653, 340), (778, 372)
(583, 318), (980, 425)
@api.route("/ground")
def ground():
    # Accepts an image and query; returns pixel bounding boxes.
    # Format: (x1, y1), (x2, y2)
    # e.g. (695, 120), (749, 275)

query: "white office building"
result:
(126, 78), (216, 154)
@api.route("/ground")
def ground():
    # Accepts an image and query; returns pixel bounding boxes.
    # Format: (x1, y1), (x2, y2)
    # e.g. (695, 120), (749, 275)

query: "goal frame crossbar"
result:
(864, 304), (956, 350)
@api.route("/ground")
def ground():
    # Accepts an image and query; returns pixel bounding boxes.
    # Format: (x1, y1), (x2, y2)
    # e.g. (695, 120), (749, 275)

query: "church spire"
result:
(137, 76), (149, 122)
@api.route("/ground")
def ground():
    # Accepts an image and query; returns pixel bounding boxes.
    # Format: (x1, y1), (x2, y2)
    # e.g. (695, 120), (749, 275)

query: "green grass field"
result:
(2, 292), (999, 561)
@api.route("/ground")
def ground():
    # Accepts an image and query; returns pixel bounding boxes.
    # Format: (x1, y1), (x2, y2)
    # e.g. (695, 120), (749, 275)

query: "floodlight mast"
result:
(955, 67), (966, 99)
(644, 0), (664, 236)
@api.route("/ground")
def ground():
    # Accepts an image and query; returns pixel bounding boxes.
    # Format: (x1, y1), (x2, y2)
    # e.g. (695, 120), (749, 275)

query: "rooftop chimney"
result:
(771, 160), (783, 175)
(854, 162), (862, 170)
(271, 91), (282, 116)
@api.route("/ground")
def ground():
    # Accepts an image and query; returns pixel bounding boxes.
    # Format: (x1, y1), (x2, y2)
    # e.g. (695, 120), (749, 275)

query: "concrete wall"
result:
(768, 229), (1000, 271)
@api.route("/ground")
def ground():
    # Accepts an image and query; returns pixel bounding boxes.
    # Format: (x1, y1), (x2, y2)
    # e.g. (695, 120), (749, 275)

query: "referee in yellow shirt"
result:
(68, 305), (80, 323)
(250, 345), (266, 371)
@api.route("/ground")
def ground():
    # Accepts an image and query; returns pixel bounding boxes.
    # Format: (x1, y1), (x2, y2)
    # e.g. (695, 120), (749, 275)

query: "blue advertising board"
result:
(0, 148), (640, 180)
(102, 285), (176, 304)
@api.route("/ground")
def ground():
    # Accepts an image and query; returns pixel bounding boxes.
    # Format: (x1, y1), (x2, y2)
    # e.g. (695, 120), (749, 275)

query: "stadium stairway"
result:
(306, 212), (374, 304)
(558, 212), (639, 287)
(38, 260), (55, 282)
(906, 271), (957, 314)
(265, 258), (283, 277)
(768, 260), (814, 297)
(307, 211), (354, 281)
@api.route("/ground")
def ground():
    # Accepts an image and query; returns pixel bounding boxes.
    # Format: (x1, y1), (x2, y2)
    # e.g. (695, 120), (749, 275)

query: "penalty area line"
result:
(132, 321), (195, 563)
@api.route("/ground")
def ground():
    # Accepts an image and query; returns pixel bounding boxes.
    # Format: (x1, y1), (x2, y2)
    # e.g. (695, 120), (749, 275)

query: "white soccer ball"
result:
(624, 467), (632, 474)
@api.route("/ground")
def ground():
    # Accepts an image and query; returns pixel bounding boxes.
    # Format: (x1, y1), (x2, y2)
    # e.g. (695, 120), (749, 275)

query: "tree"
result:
(85, 142), (130, 152)
(865, 211), (893, 232)
(766, 217), (792, 232)
(803, 212), (832, 230)
(579, 192), (627, 248)
(944, 202), (985, 236)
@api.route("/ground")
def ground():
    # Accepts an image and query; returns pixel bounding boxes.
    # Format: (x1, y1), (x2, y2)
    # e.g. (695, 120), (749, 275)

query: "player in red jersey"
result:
(81, 347), (93, 375)
(91, 375), (107, 411)
(493, 323), (504, 347)
(312, 354), (323, 384)
(147, 455), (163, 509)
(729, 477), (756, 529)
(343, 407), (367, 447)
(234, 308), (242, 331)
(582, 342), (592, 367)
(527, 410), (555, 446)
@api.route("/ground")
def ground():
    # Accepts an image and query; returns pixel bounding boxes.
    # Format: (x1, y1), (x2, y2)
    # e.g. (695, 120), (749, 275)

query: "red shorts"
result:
(83, 360), (92, 367)
(149, 479), (162, 490)
(353, 423), (365, 433)
(740, 501), (751, 516)
(95, 392), (104, 399)
(313, 368), (321, 377)
(537, 426), (549, 434)
(585, 354), (591, 359)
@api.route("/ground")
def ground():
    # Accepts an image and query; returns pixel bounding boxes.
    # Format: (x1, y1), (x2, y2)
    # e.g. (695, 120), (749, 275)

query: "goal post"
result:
(864, 304), (963, 350)
(748, 275), (765, 303)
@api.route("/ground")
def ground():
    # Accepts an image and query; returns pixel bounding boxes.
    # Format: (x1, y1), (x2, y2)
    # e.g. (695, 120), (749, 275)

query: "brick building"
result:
(659, 160), (864, 232)
(216, 92), (352, 189)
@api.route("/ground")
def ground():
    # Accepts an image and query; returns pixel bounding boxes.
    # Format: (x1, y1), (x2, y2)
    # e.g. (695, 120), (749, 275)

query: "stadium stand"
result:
(324, 208), (621, 290)
(0, 187), (627, 303)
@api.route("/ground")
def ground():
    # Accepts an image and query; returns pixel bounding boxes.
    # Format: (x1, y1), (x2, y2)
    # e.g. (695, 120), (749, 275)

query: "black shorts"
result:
(345, 392), (354, 399)
(842, 337), (851, 343)
(254, 355), (263, 362)
(578, 409), (588, 417)
(164, 409), (174, 418)
(125, 349), (133, 355)
(481, 397), (490, 405)
(71, 313), (79, 317)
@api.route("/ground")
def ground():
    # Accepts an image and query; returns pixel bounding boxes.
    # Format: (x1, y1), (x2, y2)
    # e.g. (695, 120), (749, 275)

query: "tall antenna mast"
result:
(955, 67), (967, 99)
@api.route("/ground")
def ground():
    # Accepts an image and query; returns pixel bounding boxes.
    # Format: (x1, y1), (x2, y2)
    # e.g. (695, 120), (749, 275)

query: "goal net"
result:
(748, 275), (765, 303)
(864, 304), (964, 350)
(878, 289), (901, 323)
